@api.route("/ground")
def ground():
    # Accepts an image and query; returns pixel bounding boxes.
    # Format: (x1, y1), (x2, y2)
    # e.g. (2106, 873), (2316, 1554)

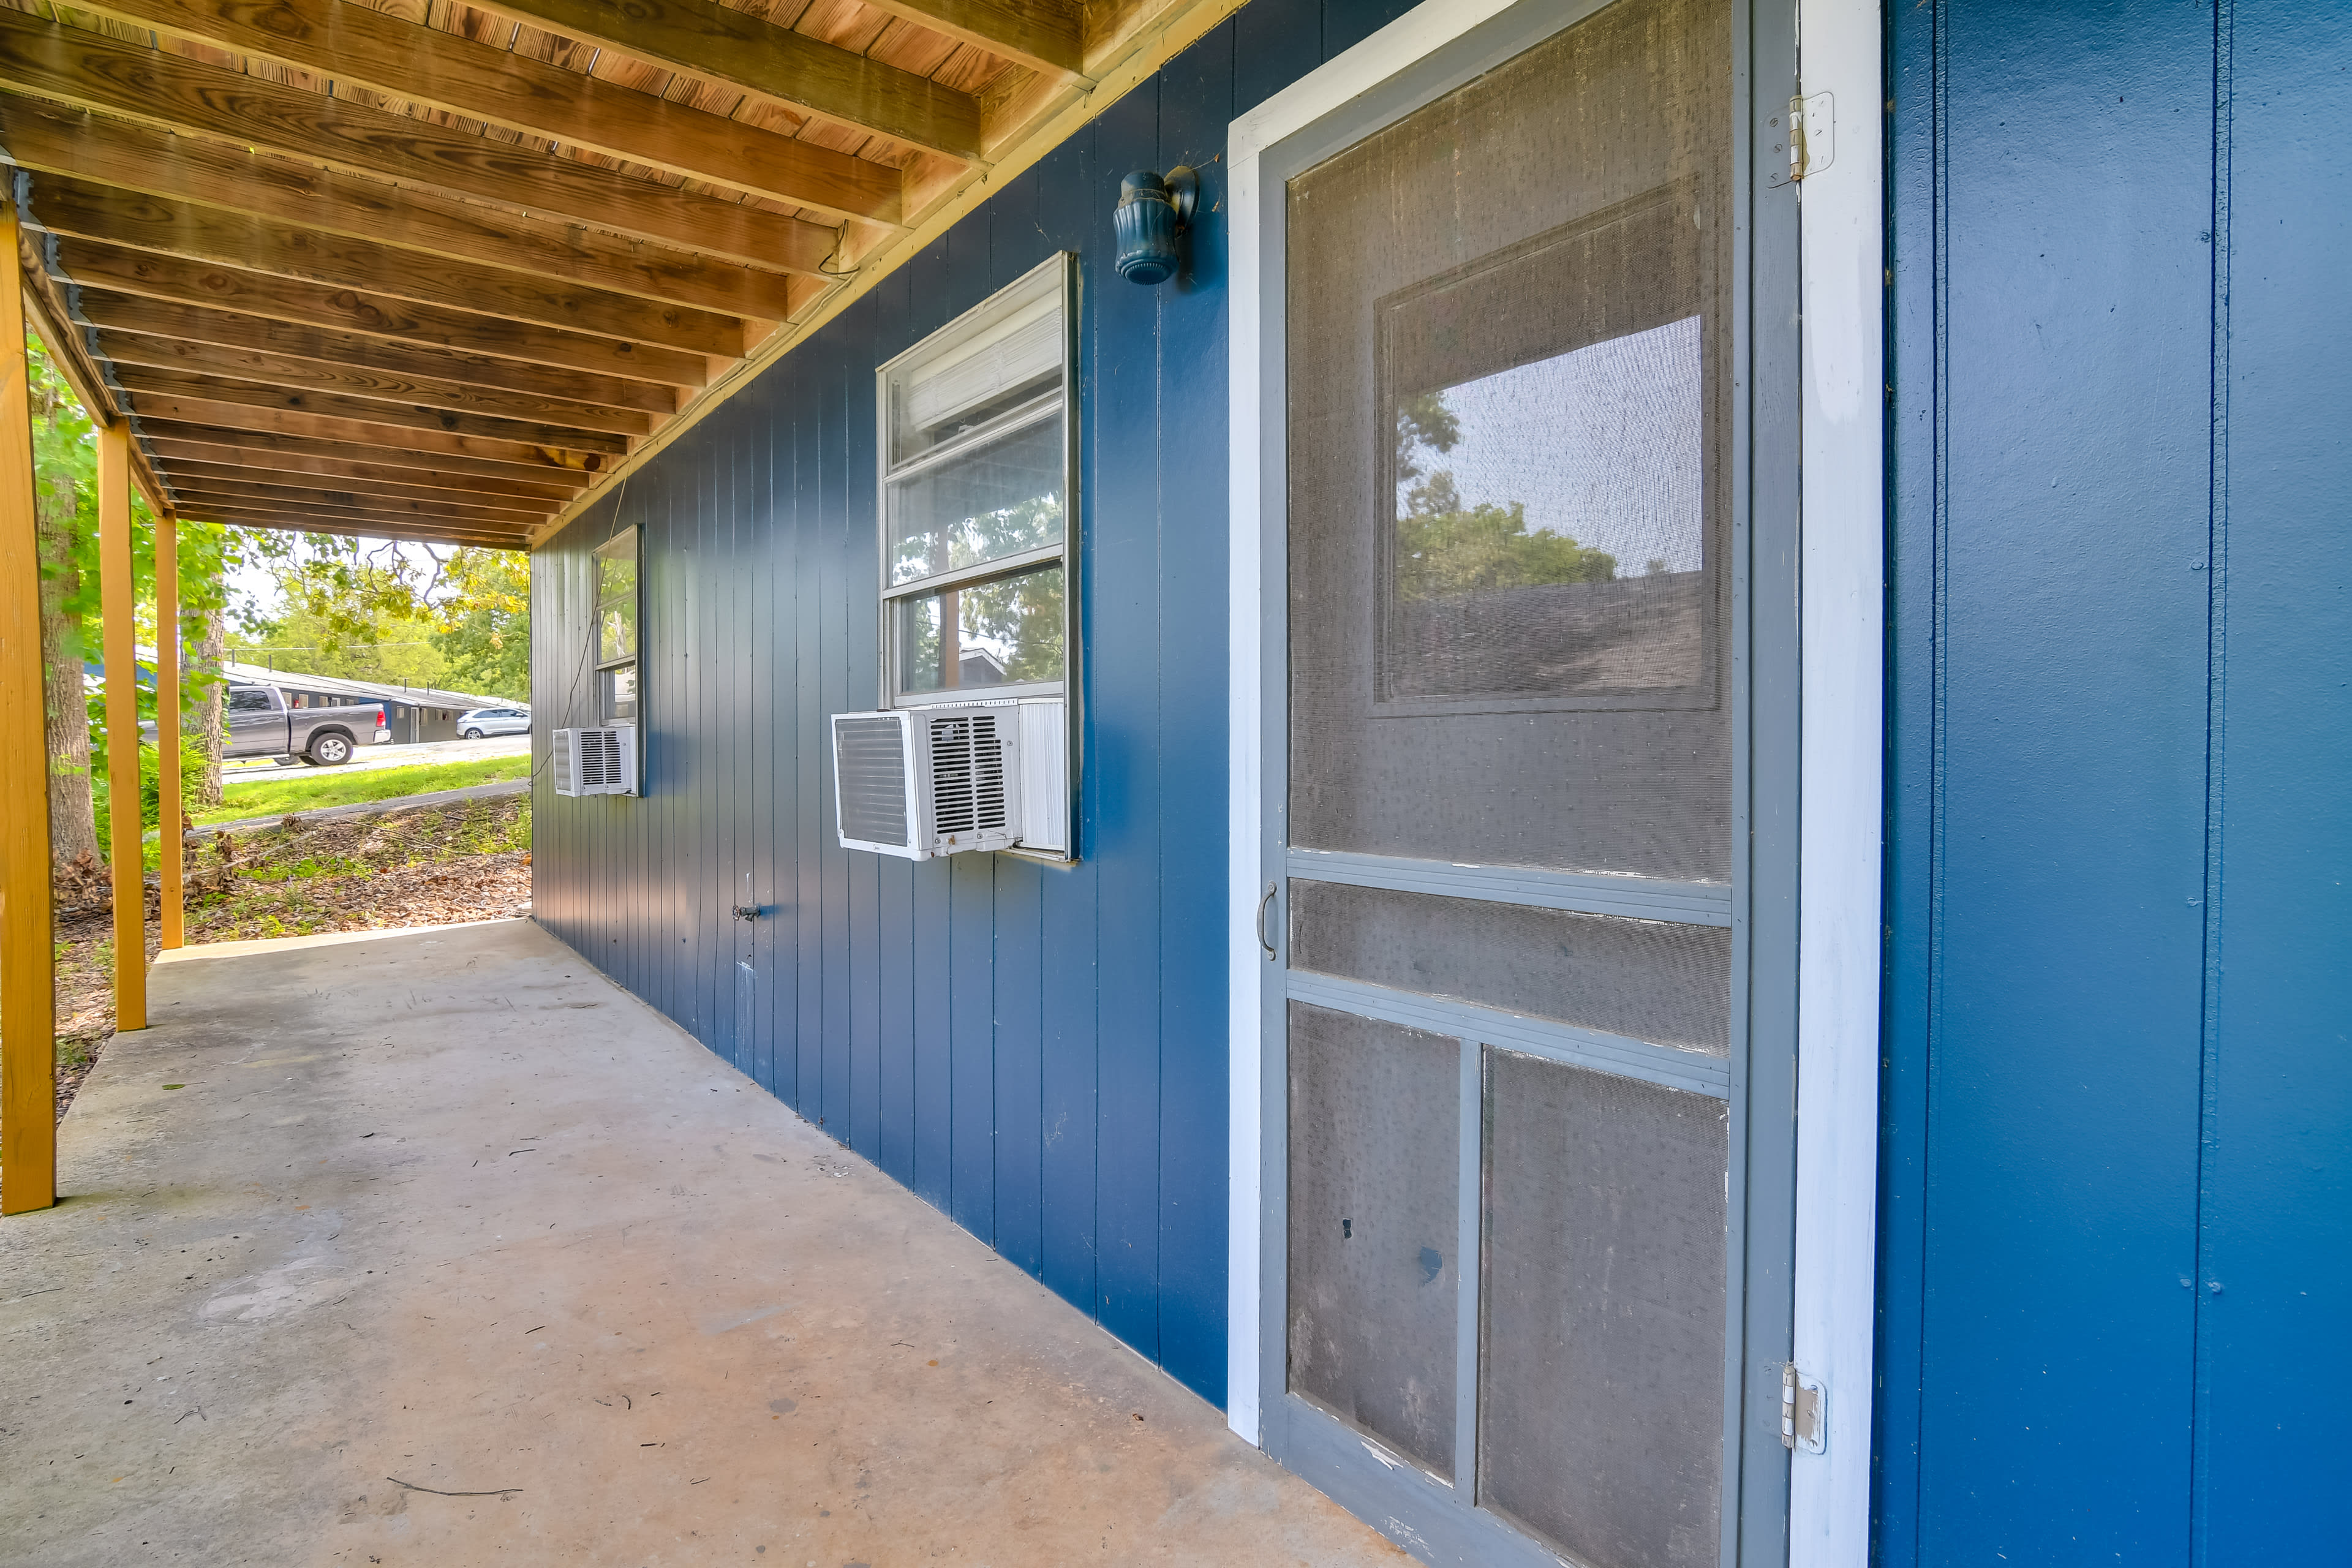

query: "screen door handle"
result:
(1257, 881), (1279, 961)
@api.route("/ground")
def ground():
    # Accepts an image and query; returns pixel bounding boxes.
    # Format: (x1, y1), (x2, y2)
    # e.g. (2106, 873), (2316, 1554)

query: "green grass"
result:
(198, 753), (533, 825)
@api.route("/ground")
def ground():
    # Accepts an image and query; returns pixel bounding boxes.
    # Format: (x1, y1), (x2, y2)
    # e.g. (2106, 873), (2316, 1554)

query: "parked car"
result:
(224, 684), (389, 766)
(458, 706), (532, 739)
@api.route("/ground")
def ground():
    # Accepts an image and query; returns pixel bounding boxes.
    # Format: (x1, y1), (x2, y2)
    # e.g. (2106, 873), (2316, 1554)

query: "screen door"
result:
(1253, 0), (1797, 1562)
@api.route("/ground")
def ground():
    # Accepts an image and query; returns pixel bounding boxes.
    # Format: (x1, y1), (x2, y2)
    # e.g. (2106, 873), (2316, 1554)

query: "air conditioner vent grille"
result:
(928, 712), (1009, 836)
(835, 715), (912, 845)
(551, 726), (635, 797)
(579, 728), (622, 790)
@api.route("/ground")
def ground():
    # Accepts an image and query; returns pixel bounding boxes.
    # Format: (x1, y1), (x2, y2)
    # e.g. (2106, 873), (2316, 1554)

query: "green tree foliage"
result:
(27, 331), (239, 869)
(230, 537), (535, 701)
(1391, 388), (1616, 600)
(429, 548), (530, 700)
(232, 590), (450, 688)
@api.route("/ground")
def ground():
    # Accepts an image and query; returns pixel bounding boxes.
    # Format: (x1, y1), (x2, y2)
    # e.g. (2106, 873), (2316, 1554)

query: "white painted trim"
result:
(1224, 0), (1542, 1453)
(1226, 0), (1521, 165)
(1225, 123), (1265, 1448)
(1791, 1), (1885, 1563)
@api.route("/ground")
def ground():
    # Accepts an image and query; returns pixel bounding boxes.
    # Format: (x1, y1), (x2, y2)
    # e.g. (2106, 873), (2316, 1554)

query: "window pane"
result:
(601, 663), (636, 725)
(887, 288), (1063, 467)
(887, 411), (1065, 585)
(1389, 315), (1705, 700)
(894, 565), (1065, 696)
(598, 594), (637, 665)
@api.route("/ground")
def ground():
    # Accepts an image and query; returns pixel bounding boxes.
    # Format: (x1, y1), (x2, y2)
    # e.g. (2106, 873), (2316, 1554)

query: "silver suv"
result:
(458, 706), (532, 739)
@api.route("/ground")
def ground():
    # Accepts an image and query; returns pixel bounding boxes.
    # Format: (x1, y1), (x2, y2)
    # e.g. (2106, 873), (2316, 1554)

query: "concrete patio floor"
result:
(0, 919), (1398, 1567)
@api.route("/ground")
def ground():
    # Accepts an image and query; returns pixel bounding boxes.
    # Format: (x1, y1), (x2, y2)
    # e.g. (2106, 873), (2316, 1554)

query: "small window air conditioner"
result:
(832, 699), (1068, 859)
(551, 725), (636, 797)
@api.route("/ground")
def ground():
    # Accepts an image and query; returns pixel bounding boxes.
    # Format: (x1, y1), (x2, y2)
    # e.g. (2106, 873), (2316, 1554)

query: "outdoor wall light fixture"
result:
(1114, 167), (1197, 285)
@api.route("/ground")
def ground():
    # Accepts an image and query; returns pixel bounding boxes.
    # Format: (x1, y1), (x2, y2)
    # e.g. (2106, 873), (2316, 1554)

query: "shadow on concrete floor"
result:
(0, 919), (1401, 1567)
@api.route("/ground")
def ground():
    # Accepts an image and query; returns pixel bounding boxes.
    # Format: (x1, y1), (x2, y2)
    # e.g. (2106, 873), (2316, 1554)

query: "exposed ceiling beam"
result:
(115, 366), (630, 456)
(120, 394), (612, 476)
(96, 331), (654, 439)
(168, 503), (532, 549)
(0, 12), (839, 268)
(160, 459), (564, 517)
(52, 239), (710, 388)
(169, 479), (549, 529)
(149, 446), (581, 507)
(27, 176), (746, 357)
(0, 99), (809, 322)
(860, 0), (1083, 78)
(138, 421), (596, 492)
(65, 0), (905, 225)
(533, 0), (1249, 543)
(77, 293), (675, 418)
(462, 0), (984, 160)
(16, 244), (170, 514)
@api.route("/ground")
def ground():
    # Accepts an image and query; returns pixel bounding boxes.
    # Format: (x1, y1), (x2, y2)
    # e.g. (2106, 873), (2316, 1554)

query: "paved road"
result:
(221, 731), (530, 782)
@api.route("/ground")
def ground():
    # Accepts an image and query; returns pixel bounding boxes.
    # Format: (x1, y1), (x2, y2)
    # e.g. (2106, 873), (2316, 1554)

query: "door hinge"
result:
(1788, 91), (1835, 182)
(1781, 1363), (1827, 1453)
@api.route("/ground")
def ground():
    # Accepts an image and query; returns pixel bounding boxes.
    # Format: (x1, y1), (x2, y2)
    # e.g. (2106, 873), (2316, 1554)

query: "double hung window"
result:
(594, 527), (639, 726)
(878, 255), (1074, 706)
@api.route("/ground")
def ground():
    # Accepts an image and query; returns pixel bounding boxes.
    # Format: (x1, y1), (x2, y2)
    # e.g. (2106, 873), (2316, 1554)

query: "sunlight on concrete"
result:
(0, 919), (1400, 1567)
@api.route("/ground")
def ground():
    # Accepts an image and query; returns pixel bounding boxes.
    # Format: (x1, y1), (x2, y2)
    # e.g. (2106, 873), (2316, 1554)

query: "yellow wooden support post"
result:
(99, 420), (145, 1031)
(156, 514), (183, 950)
(0, 204), (57, 1213)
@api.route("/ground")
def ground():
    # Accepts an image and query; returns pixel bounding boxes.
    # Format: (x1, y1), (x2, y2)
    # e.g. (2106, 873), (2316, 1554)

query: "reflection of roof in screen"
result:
(1417, 315), (1703, 575)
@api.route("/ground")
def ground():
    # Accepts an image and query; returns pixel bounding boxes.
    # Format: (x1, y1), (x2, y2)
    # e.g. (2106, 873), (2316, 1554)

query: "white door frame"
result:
(1224, 0), (1883, 1561)
(1789, 0), (1885, 1559)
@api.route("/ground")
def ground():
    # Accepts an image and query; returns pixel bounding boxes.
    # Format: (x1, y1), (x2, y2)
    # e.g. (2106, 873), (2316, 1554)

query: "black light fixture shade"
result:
(1114, 167), (1198, 285)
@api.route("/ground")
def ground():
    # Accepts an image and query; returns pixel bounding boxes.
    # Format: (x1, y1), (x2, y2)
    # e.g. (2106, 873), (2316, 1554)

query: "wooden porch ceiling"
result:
(0, 0), (1233, 548)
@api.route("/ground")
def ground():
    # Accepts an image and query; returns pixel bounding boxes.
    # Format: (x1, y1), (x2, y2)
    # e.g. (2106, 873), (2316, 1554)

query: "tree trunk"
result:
(36, 473), (100, 870)
(192, 606), (225, 809)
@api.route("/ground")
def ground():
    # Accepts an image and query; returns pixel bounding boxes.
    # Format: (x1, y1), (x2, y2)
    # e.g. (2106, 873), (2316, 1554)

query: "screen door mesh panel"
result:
(1479, 1049), (1728, 1568)
(1286, 0), (1732, 881)
(1289, 881), (1732, 1054)
(1287, 1003), (1459, 1475)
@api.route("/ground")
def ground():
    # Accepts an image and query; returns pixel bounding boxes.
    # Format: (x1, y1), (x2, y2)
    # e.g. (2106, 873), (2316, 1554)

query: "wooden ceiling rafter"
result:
(77, 295), (680, 417)
(66, 0), (910, 222)
(0, 0), (1234, 548)
(0, 100), (815, 321)
(137, 421), (597, 492)
(169, 481), (553, 529)
(48, 240), (718, 386)
(159, 458), (570, 514)
(93, 331), (659, 438)
(28, 176), (755, 356)
(0, 9), (851, 269)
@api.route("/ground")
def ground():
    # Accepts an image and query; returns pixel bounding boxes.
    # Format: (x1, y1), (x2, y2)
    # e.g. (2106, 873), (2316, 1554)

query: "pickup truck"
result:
(225, 683), (390, 766)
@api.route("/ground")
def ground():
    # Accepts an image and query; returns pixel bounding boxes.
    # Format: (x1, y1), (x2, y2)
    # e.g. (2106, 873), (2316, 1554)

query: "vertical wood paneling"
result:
(992, 857), (1046, 1276)
(1088, 81), (1169, 1361)
(791, 351), (824, 1114)
(533, 1), (1424, 1401)
(818, 334), (857, 1138)
(1152, 21), (1238, 1403)
(949, 851), (996, 1237)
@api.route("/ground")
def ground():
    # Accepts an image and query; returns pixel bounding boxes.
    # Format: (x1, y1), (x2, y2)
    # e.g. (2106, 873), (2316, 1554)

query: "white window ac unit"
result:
(551, 725), (636, 797)
(832, 698), (1068, 860)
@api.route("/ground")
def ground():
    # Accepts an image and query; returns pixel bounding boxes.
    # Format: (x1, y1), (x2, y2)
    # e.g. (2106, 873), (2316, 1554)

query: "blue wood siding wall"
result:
(530, 0), (1419, 1406)
(1882, 1), (2351, 1559)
